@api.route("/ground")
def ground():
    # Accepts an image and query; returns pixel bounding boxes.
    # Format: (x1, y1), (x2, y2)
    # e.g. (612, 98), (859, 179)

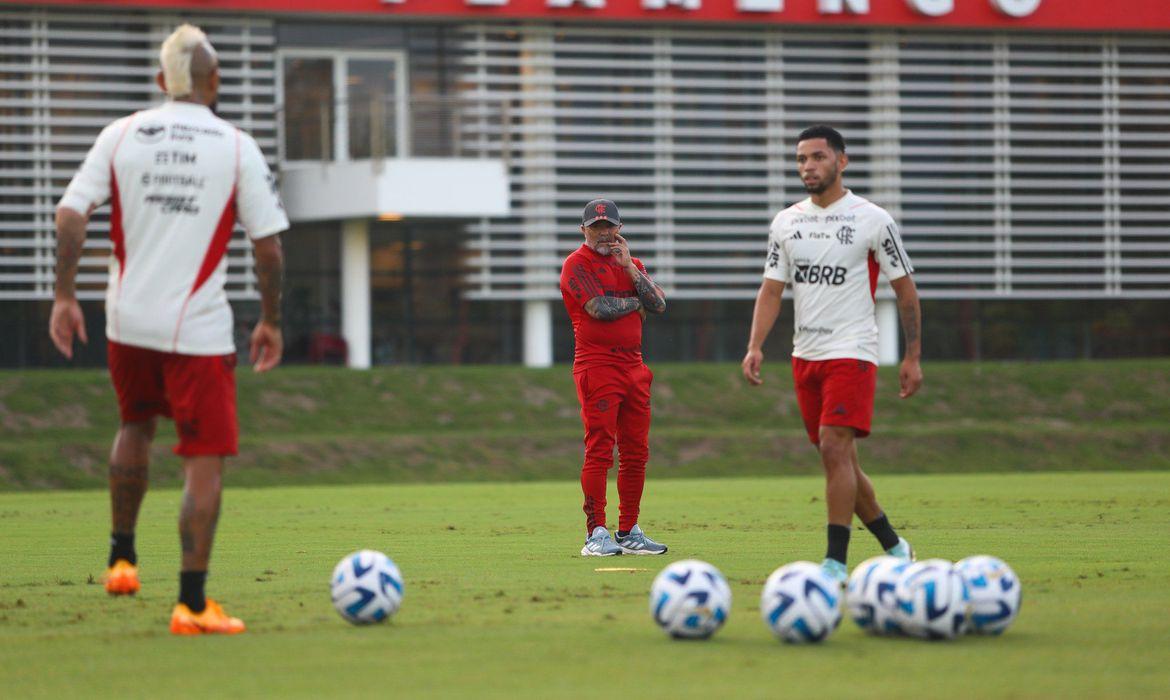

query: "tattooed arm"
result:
(612, 234), (666, 314)
(584, 295), (643, 321)
(48, 206), (91, 359)
(890, 275), (922, 399)
(249, 234), (284, 372)
(627, 266), (667, 315)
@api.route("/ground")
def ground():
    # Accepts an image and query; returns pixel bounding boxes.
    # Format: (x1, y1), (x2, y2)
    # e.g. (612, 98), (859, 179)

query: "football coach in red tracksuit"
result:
(560, 199), (670, 557)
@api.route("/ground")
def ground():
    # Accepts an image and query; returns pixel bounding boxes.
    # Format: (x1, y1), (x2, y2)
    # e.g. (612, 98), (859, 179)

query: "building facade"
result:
(2, 0), (1168, 367)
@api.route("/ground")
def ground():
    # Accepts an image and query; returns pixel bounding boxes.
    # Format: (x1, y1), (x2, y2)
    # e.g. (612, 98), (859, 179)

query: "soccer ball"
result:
(956, 555), (1022, 635)
(893, 559), (970, 640)
(759, 561), (842, 643)
(846, 555), (912, 635)
(330, 550), (404, 625)
(649, 559), (732, 639)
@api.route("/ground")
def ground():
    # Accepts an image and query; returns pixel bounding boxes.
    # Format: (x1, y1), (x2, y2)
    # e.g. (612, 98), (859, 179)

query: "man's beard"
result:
(593, 242), (611, 256)
(803, 169), (838, 195)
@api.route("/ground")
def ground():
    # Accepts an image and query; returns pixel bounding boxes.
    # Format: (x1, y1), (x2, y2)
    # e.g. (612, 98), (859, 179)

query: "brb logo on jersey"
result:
(795, 264), (847, 286)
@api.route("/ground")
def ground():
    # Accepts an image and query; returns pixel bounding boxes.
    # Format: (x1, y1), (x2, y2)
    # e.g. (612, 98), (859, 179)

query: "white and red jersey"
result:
(763, 190), (913, 364)
(58, 101), (288, 355)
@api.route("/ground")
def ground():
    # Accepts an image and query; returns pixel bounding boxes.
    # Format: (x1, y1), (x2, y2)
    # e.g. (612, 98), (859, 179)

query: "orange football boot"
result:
(104, 559), (140, 596)
(170, 599), (246, 635)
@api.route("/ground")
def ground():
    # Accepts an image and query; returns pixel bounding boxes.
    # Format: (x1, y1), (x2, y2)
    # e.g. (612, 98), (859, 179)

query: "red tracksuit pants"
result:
(573, 363), (653, 534)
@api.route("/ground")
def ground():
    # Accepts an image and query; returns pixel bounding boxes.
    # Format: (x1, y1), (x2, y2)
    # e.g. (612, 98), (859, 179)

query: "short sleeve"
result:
(235, 131), (289, 240)
(870, 214), (913, 281)
(560, 255), (605, 309)
(633, 257), (648, 275)
(762, 222), (790, 283)
(58, 118), (128, 215)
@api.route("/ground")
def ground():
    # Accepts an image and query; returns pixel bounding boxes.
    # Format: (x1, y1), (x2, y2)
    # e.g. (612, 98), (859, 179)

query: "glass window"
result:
(348, 59), (400, 159)
(282, 57), (334, 160)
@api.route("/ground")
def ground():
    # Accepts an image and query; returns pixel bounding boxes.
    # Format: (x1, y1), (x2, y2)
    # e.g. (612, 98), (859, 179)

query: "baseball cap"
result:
(582, 199), (620, 226)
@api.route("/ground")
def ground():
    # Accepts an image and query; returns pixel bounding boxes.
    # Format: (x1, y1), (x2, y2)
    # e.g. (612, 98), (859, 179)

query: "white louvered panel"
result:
(1117, 38), (1170, 295)
(0, 8), (276, 300)
(459, 23), (1169, 301)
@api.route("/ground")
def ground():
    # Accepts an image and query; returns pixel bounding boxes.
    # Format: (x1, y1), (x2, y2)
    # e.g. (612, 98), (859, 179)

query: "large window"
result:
(281, 58), (334, 160)
(279, 51), (407, 162)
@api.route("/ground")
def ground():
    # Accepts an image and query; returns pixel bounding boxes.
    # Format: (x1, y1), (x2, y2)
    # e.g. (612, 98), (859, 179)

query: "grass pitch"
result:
(3, 360), (1169, 490)
(1, 471), (1168, 699)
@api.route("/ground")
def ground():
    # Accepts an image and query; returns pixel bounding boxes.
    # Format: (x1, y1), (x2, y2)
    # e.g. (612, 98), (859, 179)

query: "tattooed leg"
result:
(179, 456), (223, 572)
(109, 419), (155, 533)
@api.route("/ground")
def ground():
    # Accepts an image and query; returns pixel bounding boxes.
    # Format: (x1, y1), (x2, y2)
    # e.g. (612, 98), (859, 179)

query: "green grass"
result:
(1, 472), (1168, 698)
(1, 360), (1169, 489)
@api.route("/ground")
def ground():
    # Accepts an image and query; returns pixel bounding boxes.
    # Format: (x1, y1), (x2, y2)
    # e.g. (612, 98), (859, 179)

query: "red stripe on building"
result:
(14, 0), (1170, 32)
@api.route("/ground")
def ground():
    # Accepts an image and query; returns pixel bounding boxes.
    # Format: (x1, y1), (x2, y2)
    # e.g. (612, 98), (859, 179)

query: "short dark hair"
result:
(797, 125), (846, 153)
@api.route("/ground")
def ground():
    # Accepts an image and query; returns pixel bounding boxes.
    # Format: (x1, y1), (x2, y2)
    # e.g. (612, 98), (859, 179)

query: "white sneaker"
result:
(887, 537), (916, 562)
(581, 526), (622, 557)
(821, 558), (848, 585)
(616, 524), (668, 555)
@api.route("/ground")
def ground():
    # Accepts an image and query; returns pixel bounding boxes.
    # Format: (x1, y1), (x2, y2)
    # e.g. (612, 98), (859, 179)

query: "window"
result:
(279, 51), (407, 162)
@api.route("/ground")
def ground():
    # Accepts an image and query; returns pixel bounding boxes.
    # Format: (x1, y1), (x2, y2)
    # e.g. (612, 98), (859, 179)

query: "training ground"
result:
(0, 362), (1168, 698)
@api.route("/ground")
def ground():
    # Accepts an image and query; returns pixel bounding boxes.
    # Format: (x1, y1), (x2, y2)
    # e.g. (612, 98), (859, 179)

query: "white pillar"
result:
(341, 218), (371, 369)
(523, 299), (553, 368)
(877, 298), (900, 366)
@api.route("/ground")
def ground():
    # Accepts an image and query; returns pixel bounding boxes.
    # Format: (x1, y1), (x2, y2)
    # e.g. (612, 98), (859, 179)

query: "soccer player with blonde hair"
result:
(51, 24), (288, 634)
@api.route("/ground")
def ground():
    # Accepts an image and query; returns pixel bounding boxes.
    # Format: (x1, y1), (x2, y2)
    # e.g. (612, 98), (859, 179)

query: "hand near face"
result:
(611, 234), (634, 269)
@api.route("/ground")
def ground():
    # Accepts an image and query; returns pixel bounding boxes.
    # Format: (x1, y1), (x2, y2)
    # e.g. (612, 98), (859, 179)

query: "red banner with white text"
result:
(7, 0), (1170, 31)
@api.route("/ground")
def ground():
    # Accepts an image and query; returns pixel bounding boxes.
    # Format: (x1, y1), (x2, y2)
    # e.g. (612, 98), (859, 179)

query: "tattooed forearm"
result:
(897, 296), (921, 356)
(630, 269), (667, 314)
(584, 295), (642, 321)
(891, 276), (921, 359)
(254, 236), (283, 326)
(54, 208), (88, 298)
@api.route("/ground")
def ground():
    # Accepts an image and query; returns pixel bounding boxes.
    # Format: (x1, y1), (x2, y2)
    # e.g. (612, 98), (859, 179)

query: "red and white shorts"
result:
(792, 357), (877, 445)
(107, 341), (239, 456)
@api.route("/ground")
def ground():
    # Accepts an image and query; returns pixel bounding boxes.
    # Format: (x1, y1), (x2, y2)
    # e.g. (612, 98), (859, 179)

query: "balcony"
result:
(277, 95), (512, 222)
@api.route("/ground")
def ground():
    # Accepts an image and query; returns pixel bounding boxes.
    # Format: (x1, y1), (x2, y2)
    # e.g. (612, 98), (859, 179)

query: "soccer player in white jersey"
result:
(741, 125), (922, 584)
(49, 24), (288, 634)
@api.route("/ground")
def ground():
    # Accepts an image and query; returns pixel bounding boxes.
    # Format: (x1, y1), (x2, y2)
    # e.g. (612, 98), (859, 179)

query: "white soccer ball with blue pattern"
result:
(649, 559), (732, 639)
(893, 559), (970, 640)
(760, 561), (842, 643)
(846, 555), (912, 635)
(331, 550), (404, 625)
(956, 555), (1021, 635)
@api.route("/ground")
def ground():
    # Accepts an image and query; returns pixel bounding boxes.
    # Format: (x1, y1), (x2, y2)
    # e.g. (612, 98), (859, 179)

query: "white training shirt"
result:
(58, 101), (288, 355)
(763, 190), (913, 365)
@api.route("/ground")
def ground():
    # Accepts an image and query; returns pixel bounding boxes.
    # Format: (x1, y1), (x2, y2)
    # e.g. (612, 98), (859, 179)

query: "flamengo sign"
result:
(463, 0), (1045, 17)
(17, 0), (1168, 32)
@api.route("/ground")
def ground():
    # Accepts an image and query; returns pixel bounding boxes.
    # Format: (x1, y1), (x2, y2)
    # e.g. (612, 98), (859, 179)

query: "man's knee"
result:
(119, 418), (157, 442)
(819, 427), (855, 468)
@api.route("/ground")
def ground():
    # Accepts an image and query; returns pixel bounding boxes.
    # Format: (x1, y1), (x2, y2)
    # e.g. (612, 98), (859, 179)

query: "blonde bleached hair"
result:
(159, 24), (216, 97)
